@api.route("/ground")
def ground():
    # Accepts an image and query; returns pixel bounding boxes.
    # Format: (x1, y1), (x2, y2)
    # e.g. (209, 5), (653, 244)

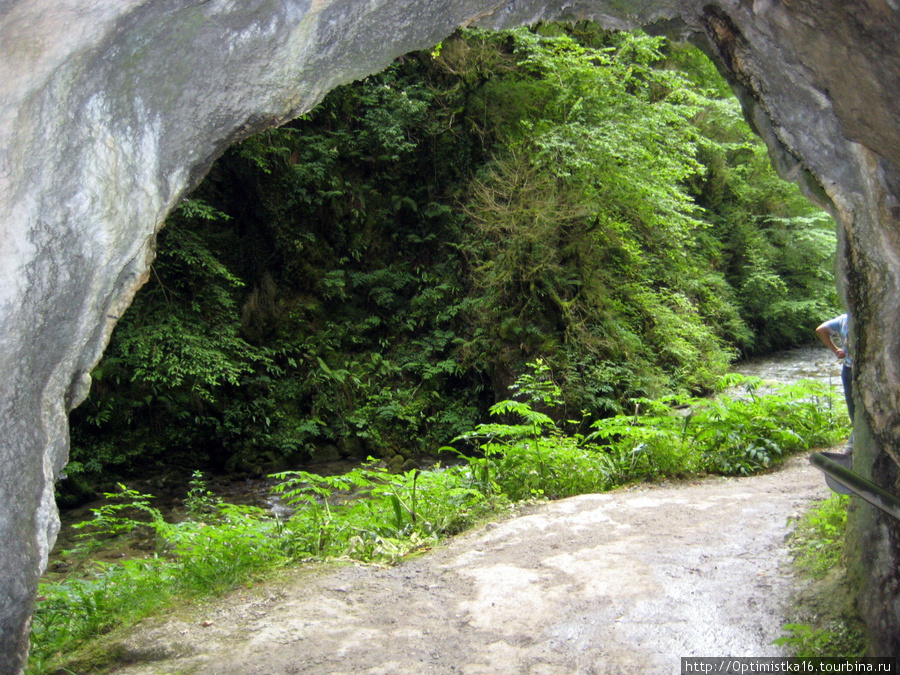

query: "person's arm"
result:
(816, 322), (846, 359)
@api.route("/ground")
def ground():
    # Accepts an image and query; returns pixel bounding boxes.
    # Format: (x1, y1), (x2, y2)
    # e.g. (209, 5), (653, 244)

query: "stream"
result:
(730, 344), (843, 388)
(46, 344), (846, 580)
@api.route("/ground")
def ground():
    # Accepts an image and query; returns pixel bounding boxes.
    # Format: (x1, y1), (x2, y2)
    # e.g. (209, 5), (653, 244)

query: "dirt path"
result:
(108, 454), (831, 674)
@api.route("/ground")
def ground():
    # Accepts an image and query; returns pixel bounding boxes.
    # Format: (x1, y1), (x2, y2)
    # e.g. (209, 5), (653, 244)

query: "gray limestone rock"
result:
(1, 0), (899, 670)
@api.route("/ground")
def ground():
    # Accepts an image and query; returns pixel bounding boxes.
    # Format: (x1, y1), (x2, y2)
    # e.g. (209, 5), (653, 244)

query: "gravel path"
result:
(110, 454), (831, 675)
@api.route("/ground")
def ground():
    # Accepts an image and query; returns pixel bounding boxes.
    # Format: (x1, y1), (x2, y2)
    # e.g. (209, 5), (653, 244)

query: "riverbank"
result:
(106, 454), (832, 674)
(34, 347), (853, 672)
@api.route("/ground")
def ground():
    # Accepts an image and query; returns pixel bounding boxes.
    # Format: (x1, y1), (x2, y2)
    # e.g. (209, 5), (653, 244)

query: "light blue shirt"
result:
(822, 313), (851, 367)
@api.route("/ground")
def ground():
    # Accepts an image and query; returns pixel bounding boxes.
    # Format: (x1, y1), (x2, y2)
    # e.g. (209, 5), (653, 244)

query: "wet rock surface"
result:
(110, 455), (830, 674)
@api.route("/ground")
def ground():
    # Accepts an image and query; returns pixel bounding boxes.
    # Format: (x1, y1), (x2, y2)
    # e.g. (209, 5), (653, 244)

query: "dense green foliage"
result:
(32, 370), (847, 672)
(453, 365), (847, 500)
(67, 25), (839, 481)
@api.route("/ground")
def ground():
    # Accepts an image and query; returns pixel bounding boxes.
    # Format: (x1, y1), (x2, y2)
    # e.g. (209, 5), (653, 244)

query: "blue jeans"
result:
(842, 363), (854, 450)
(841, 363), (854, 422)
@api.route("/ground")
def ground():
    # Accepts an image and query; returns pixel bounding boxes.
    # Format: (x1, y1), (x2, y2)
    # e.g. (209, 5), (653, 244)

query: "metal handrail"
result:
(809, 451), (900, 522)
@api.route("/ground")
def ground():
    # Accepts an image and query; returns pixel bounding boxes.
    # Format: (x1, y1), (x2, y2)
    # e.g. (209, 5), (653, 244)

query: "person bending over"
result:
(816, 313), (854, 454)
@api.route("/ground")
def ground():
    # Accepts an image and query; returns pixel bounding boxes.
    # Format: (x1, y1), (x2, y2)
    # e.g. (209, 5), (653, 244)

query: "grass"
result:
(28, 484), (288, 674)
(775, 493), (867, 657)
(29, 370), (850, 673)
(791, 493), (851, 579)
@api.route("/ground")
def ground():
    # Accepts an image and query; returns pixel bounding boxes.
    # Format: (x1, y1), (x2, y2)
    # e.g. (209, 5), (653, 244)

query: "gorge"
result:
(1, 1), (899, 670)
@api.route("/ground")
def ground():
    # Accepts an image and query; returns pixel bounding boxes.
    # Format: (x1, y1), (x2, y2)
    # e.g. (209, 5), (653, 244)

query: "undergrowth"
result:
(29, 367), (848, 673)
(791, 493), (851, 580)
(775, 494), (867, 657)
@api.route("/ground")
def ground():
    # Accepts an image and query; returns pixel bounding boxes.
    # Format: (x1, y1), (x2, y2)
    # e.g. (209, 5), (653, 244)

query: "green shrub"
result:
(449, 365), (848, 504)
(271, 461), (489, 562)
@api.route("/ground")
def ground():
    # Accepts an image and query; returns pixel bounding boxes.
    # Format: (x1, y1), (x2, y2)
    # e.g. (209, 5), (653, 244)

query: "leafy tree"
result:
(459, 28), (740, 404)
(673, 41), (839, 352)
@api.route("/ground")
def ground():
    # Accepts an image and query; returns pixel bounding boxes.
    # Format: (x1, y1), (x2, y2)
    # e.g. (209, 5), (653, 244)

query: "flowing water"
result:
(47, 344), (845, 579)
(731, 344), (844, 388)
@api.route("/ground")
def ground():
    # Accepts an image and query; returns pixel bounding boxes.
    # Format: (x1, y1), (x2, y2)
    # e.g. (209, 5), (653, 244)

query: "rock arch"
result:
(1, 1), (898, 669)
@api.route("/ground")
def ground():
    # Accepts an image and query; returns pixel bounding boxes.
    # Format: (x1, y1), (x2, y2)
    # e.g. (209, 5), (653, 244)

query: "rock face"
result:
(0, 0), (898, 669)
